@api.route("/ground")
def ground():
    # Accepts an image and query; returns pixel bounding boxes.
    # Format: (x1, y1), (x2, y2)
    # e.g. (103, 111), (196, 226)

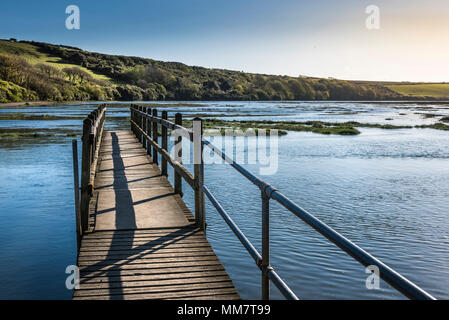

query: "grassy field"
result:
(0, 40), (111, 81)
(387, 83), (449, 99)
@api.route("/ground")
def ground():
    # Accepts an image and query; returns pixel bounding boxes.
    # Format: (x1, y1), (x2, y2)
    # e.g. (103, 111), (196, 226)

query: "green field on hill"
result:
(0, 40), (111, 81)
(387, 83), (449, 99)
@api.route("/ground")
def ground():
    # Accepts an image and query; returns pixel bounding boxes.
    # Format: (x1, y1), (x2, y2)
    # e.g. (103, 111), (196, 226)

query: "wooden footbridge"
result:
(71, 105), (239, 300)
(70, 104), (435, 300)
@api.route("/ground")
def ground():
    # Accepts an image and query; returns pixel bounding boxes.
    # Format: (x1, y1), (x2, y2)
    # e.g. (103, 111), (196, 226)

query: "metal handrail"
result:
(202, 184), (299, 300)
(201, 137), (436, 300)
(133, 108), (194, 140)
(129, 105), (436, 300)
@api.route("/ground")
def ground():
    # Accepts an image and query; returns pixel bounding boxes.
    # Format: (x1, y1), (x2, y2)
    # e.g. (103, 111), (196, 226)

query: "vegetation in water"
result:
(181, 118), (449, 136)
(0, 113), (80, 120)
(182, 119), (358, 136)
(0, 127), (78, 139)
(416, 123), (449, 131)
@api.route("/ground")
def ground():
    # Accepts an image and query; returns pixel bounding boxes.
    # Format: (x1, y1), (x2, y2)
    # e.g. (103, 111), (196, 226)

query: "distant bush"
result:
(116, 85), (144, 101)
(0, 80), (36, 102)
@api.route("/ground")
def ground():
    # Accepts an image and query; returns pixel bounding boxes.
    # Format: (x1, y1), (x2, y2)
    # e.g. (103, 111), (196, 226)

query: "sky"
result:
(1, 0), (448, 82)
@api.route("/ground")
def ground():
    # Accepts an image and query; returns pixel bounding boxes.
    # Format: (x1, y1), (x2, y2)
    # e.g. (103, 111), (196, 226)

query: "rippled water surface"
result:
(0, 101), (448, 299)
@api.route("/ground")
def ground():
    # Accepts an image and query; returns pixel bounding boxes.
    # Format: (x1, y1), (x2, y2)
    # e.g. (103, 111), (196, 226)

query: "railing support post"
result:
(130, 105), (134, 133)
(174, 113), (183, 196)
(80, 118), (92, 232)
(133, 105), (137, 135)
(161, 111), (168, 176)
(72, 139), (82, 251)
(152, 109), (158, 165)
(141, 107), (146, 149)
(194, 117), (205, 230)
(139, 106), (143, 143)
(261, 190), (270, 300)
(146, 107), (151, 156)
(135, 106), (139, 141)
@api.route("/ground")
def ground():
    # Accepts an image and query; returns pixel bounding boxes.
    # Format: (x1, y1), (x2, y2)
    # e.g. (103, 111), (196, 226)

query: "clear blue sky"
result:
(1, 0), (448, 81)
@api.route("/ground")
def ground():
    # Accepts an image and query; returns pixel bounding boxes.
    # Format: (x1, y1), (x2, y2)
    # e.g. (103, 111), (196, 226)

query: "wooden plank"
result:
(77, 253), (219, 263)
(79, 259), (223, 271)
(79, 256), (220, 272)
(78, 256), (220, 267)
(79, 269), (231, 284)
(79, 267), (228, 283)
(74, 278), (234, 296)
(74, 282), (236, 297)
(79, 243), (214, 253)
(80, 263), (225, 276)
(74, 287), (239, 300)
(74, 130), (239, 300)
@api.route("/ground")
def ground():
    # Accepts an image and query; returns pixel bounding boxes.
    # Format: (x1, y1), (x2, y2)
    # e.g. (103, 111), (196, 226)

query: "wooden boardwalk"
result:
(73, 130), (240, 300)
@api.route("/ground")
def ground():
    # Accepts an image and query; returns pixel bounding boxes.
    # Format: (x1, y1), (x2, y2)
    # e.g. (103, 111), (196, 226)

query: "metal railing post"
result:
(194, 117), (205, 230)
(88, 114), (95, 165)
(161, 111), (168, 176)
(152, 109), (158, 165)
(133, 105), (137, 135)
(142, 107), (149, 150)
(146, 107), (151, 156)
(261, 189), (270, 300)
(130, 105), (134, 133)
(80, 118), (92, 232)
(174, 113), (183, 196)
(72, 139), (82, 251)
(138, 106), (143, 143)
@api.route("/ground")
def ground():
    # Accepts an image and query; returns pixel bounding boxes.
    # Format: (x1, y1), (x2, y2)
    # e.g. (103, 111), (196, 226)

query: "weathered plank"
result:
(73, 130), (239, 300)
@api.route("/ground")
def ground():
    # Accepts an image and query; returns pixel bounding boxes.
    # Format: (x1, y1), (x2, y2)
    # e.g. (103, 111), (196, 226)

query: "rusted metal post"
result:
(142, 107), (147, 149)
(72, 139), (82, 251)
(152, 109), (158, 165)
(146, 107), (151, 156)
(161, 111), (168, 176)
(132, 105), (137, 138)
(130, 105), (134, 133)
(193, 117), (205, 230)
(80, 118), (92, 232)
(174, 113), (183, 196)
(261, 190), (270, 300)
(138, 106), (142, 143)
(135, 105), (139, 140)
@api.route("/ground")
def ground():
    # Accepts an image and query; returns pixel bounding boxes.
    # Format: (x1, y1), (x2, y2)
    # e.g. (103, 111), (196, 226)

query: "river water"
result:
(0, 101), (448, 299)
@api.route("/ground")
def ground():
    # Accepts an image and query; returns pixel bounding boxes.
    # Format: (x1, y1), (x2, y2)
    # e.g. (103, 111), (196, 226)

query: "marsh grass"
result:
(0, 128), (79, 139)
(180, 118), (449, 136)
(0, 113), (81, 120)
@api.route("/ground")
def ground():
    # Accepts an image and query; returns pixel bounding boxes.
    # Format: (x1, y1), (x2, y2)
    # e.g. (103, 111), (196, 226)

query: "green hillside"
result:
(0, 40), (111, 81)
(386, 83), (449, 99)
(0, 39), (445, 103)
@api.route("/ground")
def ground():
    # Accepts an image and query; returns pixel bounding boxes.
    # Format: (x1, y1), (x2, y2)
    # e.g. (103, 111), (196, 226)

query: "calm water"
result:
(0, 101), (448, 299)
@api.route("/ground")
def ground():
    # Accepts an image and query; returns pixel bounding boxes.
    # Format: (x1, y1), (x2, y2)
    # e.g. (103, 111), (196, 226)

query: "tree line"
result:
(1, 40), (414, 102)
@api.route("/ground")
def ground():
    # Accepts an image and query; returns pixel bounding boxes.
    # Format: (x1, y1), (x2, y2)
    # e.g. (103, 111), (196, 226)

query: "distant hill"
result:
(1, 39), (448, 103)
